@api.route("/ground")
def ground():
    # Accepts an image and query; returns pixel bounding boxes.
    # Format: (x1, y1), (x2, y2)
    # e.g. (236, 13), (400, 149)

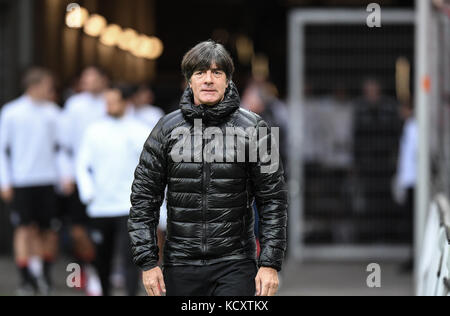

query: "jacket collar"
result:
(180, 81), (240, 125)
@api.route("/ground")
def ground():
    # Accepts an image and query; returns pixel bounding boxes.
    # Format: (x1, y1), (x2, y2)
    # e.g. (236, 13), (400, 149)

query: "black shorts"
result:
(57, 187), (89, 225)
(10, 186), (58, 230)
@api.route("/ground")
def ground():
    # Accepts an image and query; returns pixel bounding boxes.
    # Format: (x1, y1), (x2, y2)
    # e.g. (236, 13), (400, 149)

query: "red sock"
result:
(16, 259), (29, 269)
(43, 255), (55, 263)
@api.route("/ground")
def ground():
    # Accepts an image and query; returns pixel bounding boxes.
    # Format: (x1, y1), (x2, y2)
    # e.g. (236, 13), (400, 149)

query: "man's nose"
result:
(204, 71), (213, 83)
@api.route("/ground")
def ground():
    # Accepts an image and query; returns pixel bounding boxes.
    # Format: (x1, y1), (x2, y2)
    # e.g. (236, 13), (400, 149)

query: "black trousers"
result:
(90, 216), (139, 296)
(406, 188), (415, 255)
(163, 259), (258, 297)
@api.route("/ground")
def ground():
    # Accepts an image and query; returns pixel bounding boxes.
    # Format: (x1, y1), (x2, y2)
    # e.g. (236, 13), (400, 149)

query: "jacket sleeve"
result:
(128, 119), (167, 271)
(249, 119), (288, 272)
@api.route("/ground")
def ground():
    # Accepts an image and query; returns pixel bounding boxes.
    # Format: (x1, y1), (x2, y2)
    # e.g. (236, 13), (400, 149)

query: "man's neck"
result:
(86, 90), (103, 97)
(108, 112), (126, 119)
(25, 92), (43, 103)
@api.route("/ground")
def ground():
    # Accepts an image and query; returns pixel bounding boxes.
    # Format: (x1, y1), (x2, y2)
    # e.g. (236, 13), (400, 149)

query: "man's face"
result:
(363, 80), (381, 103)
(33, 76), (55, 102)
(242, 86), (265, 114)
(189, 63), (228, 106)
(80, 68), (107, 94)
(134, 88), (154, 106)
(400, 103), (413, 121)
(105, 89), (126, 118)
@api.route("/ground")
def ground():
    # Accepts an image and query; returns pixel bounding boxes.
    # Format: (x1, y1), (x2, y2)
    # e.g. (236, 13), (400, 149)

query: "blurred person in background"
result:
(0, 67), (64, 295)
(241, 80), (289, 173)
(241, 80), (289, 258)
(60, 66), (109, 295)
(319, 85), (354, 170)
(394, 100), (417, 272)
(308, 85), (355, 243)
(76, 85), (149, 296)
(131, 84), (165, 127)
(302, 82), (323, 164)
(353, 78), (401, 225)
(103, 83), (167, 285)
(130, 84), (167, 266)
(61, 75), (82, 106)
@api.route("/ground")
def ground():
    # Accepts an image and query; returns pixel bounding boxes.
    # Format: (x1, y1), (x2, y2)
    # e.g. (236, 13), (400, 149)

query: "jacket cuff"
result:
(258, 246), (285, 272)
(140, 261), (159, 272)
(258, 262), (282, 272)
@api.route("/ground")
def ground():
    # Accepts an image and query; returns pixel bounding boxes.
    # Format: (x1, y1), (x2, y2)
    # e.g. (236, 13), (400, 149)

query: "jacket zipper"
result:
(201, 119), (208, 265)
(202, 163), (210, 265)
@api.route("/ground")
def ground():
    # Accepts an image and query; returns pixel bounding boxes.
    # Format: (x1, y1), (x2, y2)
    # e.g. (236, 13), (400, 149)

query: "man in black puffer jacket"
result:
(128, 40), (288, 297)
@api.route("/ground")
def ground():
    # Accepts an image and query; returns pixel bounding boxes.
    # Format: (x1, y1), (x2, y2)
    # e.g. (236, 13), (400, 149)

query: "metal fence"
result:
(288, 9), (415, 260)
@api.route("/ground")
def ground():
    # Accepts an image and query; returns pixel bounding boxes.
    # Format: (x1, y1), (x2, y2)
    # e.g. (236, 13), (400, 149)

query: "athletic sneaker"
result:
(85, 265), (103, 296)
(36, 276), (51, 296)
(16, 281), (37, 296)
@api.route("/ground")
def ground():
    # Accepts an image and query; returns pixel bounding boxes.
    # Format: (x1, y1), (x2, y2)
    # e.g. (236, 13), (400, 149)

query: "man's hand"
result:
(1, 187), (13, 204)
(255, 267), (279, 296)
(61, 179), (76, 196)
(143, 266), (166, 296)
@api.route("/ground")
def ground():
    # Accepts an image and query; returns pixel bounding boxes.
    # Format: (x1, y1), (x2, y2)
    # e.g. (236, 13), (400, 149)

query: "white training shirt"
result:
(61, 92), (107, 179)
(132, 104), (165, 129)
(397, 117), (417, 190)
(131, 104), (168, 231)
(76, 115), (151, 218)
(0, 95), (63, 189)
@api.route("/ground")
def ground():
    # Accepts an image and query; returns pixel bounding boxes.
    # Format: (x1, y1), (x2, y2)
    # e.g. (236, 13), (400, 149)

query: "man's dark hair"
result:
(108, 83), (137, 101)
(402, 98), (414, 111)
(181, 40), (235, 83)
(83, 65), (109, 79)
(22, 67), (53, 91)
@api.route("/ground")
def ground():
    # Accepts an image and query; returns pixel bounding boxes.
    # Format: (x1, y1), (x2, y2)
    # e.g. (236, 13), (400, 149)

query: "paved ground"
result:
(0, 256), (413, 296)
(277, 260), (413, 296)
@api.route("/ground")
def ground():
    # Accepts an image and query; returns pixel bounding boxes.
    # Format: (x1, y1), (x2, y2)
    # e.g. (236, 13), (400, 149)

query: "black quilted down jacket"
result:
(128, 82), (288, 272)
